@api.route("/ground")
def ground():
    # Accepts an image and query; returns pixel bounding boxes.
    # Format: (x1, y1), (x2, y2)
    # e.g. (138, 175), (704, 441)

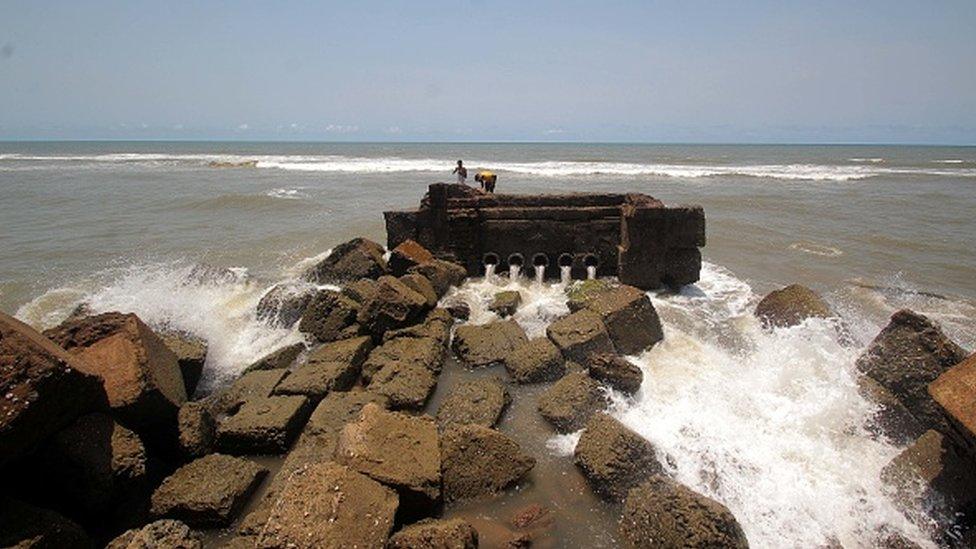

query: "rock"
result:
(0, 312), (107, 468)
(362, 336), (445, 383)
(504, 337), (566, 384)
(881, 429), (976, 523)
(272, 359), (359, 401)
(303, 237), (388, 284)
(357, 275), (430, 336)
(857, 309), (968, 434)
(857, 376), (924, 445)
(106, 519), (201, 549)
(453, 319), (528, 367)
(335, 403), (441, 509)
(565, 279), (617, 311)
(929, 352), (976, 455)
(755, 284), (833, 329)
(216, 395), (310, 455)
(408, 259), (468, 298)
(255, 283), (315, 328)
(620, 476), (749, 549)
(178, 401), (215, 458)
(436, 378), (511, 430)
(341, 278), (380, 306)
(297, 290), (360, 343)
(207, 368), (288, 417)
(384, 308), (453, 345)
(257, 462), (398, 548)
(151, 454), (267, 527)
(400, 273), (439, 308)
(511, 503), (554, 530)
(159, 330), (208, 397)
(574, 414), (661, 501)
(44, 312), (187, 433)
(367, 361), (438, 411)
(0, 497), (93, 549)
(447, 303), (471, 321)
(243, 342), (306, 373)
(440, 423), (535, 502)
(546, 310), (615, 364)
(490, 291), (522, 317)
(587, 353), (643, 394)
(537, 372), (609, 433)
(388, 518), (478, 549)
(574, 285), (663, 355)
(389, 239), (436, 276)
(307, 335), (373, 367)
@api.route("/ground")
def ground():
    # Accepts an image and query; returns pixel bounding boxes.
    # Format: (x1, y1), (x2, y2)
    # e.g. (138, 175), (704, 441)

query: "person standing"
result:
(453, 160), (468, 185)
(475, 170), (497, 193)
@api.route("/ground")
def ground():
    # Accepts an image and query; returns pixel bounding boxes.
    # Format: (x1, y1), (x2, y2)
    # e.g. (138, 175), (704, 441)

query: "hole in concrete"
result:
(583, 254), (599, 267)
(483, 253), (499, 266)
(557, 253), (574, 267)
(532, 253), (549, 267)
(508, 254), (524, 267)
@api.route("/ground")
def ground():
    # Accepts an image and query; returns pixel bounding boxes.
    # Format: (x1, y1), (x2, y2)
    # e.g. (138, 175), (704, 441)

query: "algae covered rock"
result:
(490, 290), (522, 317)
(754, 283), (832, 329)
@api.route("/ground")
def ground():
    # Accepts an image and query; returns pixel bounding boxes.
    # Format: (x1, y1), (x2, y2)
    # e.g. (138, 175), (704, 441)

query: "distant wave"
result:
(848, 158), (884, 163)
(3, 152), (976, 181)
(932, 159), (964, 164)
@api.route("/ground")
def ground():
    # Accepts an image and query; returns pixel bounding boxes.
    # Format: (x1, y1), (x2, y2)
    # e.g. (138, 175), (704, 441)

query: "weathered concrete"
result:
(216, 395), (310, 455)
(150, 454), (266, 527)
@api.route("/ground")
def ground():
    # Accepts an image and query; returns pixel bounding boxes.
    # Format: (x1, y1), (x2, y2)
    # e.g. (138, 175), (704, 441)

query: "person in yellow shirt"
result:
(474, 170), (497, 193)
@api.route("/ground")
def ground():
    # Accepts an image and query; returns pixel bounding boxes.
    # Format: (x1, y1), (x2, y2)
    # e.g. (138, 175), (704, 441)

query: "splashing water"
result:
(560, 265), (572, 285)
(535, 265), (546, 285)
(586, 265), (597, 280)
(484, 263), (496, 283)
(510, 264), (521, 282)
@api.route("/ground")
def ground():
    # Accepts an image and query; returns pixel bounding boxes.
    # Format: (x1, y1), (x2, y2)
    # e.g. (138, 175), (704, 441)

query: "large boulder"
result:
(158, 330), (208, 397)
(255, 283), (315, 328)
(929, 352), (976, 455)
(297, 290), (360, 343)
(436, 378), (511, 430)
(388, 518), (478, 549)
(0, 497), (93, 549)
(383, 308), (453, 346)
(243, 343), (305, 373)
(754, 284), (833, 329)
(440, 423), (535, 502)
(453, 319), (528, 367)
(216, 395), (310, 455)
(106, 519), (201, 549)
(357, 276), (430, 336)
(206, 368), (288, 417)
(574, 414), (661, 501)
(546, 310), (615, 364)
(857, 309), (968, 434)
(272, 358), (359, 401)
(389, 239), (436, 276)
(565, 279), (616, 311)
(44, 312), (187, 434)
(307, 335), (373, 368)
(537, 372), (609, 433)
(490, 291), (522, 318)
(303, 237), (388, 284)
(408, 259), (468, 298)
(335, 403), (441, 510)
(0, 312), (107, 468)
(620, 476), (749, 548)
(150, 453), (267, 527)
(504, 337), (566, 384)
(341, 278), (380, 307)
(588, 353), (643, 394)
(367, 361), (438, 411)
(572, 285), (663, 355)
(178, 401), (215, 459)
(858, 376), (924, 445)
(400, 274), (439, 309)
(257, 462), (398, 548)
(362, 336), (445, 383)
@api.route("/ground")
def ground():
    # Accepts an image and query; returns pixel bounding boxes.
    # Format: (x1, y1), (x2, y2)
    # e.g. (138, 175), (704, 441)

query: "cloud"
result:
(237, 123), (249, 130)
(324, 124), (359, 133)
(543, 128), (566, 135)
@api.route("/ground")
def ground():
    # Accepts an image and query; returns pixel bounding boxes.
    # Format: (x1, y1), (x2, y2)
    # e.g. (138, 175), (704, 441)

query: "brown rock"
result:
(272, 359), (359, 401)
(0, 497), (93, 549)
(436, 378), (511, 430)
(440, 423), (535, 502)
(357, 276), (430, 336)
(400, 273), (439, 308)
(383, 308), (453, 346)
(243, 342), (305, 373)
(511, 503), (554, 530)
(574, 414), (661, 501)
(389, 239), (436, 276)
(178, 401), (215, 458)
(255, 283), (314, 328)
(620, 476), (748, 549)
(362, 336), (445, 383)
(0, 312), (107, 468)
(453, 319), (528, 367)
(857, 309), (968, 434)
(207, 368), (288, 417)
(297, 290), (360, 343)
(587, 353), (643, 394)
(303, 237), (388, 284)
(151, 454), (267, 527)
(310, 335), (373, 367)
(408, 259), (468, 298)
(546, 310), (615, 364)
(565, 279), (616, 312)
(256, 462), (398, 548)
(388, 518), (478, 549)
(159, 330), (208, 397)
(537, 372), (608, 433)
(217, 395), (310, 455)
(490, 291), (522, 317)
(106, 519), (201, 549)
(367, 361), (438, 410)
(341, 278), (380, 306)
(504, 337), (566, 384)
(857, 376), (924, 445)
(335, 403), (441, 509)
(44, 312), (187, 433)
(575, 285), (663, 355)
(929, 352), (976, 455)
(447, 303), (471, 321)
(755, 284), (833, 329)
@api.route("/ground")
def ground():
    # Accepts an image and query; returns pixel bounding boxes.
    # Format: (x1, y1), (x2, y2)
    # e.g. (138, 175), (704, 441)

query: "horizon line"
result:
(1, 138), (975, 147)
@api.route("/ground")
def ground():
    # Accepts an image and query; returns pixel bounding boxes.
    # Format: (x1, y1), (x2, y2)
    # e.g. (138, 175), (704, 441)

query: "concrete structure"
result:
(384, 184), (705, 290)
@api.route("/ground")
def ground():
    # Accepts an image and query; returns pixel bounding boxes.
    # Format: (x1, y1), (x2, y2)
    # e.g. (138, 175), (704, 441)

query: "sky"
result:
(1, 1), (975, 143)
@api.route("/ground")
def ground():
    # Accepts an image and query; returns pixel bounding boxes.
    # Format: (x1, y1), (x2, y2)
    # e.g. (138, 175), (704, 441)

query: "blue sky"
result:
(1, 1), (975, 143)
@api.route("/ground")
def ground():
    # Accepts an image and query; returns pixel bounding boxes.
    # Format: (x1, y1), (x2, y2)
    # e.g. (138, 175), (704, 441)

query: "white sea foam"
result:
(265, 187), (307, 199)
(789, 241), (844, 257)
(849, 157), (885, 163)
(441, 273), (570, 338)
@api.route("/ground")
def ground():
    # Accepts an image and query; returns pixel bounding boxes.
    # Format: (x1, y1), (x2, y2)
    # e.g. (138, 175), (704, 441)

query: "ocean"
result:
(2, 141), (975, 547)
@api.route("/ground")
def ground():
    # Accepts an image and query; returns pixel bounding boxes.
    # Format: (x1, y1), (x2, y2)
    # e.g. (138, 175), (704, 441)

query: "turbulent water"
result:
(2, 141), (975, 547)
